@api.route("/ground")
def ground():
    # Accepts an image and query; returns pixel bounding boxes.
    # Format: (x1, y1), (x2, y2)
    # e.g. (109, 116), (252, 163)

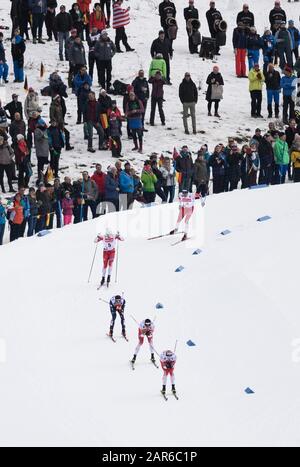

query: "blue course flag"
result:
(245, 387), (255, 394)
(257, 215), (271, 222)
(187, 340), (196, 347)
(156, 303), (164, 309)
(221, 229), (231, 236)
(37, 230), (51, 237)
(193, 249), (202, 255)
(249, 184), (268, 190)
(175, 266), (184, 272)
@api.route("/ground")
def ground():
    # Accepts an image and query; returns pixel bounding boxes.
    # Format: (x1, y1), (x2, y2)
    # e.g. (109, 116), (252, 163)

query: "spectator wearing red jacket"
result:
(89, 3), (106, 32)
(91, 163), (106, 212)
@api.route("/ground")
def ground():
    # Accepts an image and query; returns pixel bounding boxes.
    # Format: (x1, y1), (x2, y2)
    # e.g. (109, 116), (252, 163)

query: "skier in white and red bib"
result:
(160, 350), (177, 396)
(131, 319), (156, 364)
(170, 190), (205, 241)
(95, 228), (124, 286)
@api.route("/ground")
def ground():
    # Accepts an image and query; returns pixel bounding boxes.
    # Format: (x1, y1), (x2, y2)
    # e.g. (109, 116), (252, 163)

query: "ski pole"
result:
(152, 346), (161, 359)
(130, 314), (139, 325)
(115, 238), (119, 283)
(98, 297), (110, 304)
(88, 243), (98, 283)
(174, 340), (178, 353)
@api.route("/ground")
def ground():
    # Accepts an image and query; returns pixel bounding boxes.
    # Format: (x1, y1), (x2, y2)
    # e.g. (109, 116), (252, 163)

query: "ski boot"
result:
(172, 384), (176, 395)
(100, 277), (105, 287)
(107, 275), (111, 286)
(122, 329), (127, 339)
(161, 384), (166, 395)
(109, 327), (113, 337)
(182, 233), (187, 241)
(131, 354), (136, 364)
(150, 353), (156, 364)
(169, 228), (178, 235)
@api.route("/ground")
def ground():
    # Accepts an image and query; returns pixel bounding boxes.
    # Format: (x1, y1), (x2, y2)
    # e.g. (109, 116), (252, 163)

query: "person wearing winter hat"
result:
(61, 190), (74, 225)
(280, 65), (296, 124)
(94, 28), (116, 90)
(274, 21), (293, 70)
(89, 3), (106, 32)
(15, 134), (31, 188)
(11, 27), (26, 83)
(287, 19), (300, 62)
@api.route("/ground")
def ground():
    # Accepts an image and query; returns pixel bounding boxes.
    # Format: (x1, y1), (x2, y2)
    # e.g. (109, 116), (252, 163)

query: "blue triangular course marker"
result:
(187, 340), (196, 347)
(37, 230), (51, 237)
(175, 266), (184, 272)
(245, 387), (255, 394)
(221, 229), (231, 236)
(192, 249), (202, 255)
(249, 184), (268, 190)
(257, 215), (271, 222)
(156, 303), (164, 309)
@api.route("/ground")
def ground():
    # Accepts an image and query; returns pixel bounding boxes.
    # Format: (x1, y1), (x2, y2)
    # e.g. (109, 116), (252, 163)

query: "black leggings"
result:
(0, 163), (13, 191)
(208, 100), (219, 114)
(100, 0), (111, 21)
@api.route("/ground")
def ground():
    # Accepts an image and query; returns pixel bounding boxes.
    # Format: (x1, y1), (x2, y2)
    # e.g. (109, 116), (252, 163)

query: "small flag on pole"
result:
(24, 75), (28, 91)
(40, 62), (45, 79)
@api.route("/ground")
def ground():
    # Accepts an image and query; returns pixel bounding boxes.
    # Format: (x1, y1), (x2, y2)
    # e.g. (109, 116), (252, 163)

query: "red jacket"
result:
(91, 171), (106, 194)
(77, 0), (91, 14)
(89, 11), (106, 31)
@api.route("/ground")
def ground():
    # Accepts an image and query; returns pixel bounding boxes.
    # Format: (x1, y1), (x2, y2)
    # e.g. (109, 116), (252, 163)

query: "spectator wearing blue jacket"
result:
(0, 197), (6, 245)
(287, 20), (300, 61)
(119, 162), (134, 209)
(29, 0), (47, 44)
(262, 29), (276, 74)
(11, 28), (26, 83)
(246, 27), (262, 71)
(280, 65), (296, 123)
(0, 33), (9, 84)
(73, 66), (92, 124)
(105, 167), (119, 212)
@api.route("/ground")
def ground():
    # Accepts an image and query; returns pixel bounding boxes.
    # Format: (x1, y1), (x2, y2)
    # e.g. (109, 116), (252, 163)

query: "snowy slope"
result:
(1, 0), (300, 181)
(1, 183), (300, 447)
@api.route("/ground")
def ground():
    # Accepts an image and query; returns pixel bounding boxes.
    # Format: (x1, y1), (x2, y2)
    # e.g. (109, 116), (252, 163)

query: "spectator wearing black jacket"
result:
(19, 0), (31, 40)
(236, 4), (254, 31)
(149, 71), (166, 127)
(132, 70), (150, 129)
(36, 182), (52, 233)
(55, 5), (73, 61)
(94, 30), (116, 91)
(158, 0), (176, 36)
(179, 72), (198, 134)
(87, 28), (100, 81)
(206, 1), (223, 54)
(150, 30), (172, 84)
(264, 63), (281, 118)
(258, 133), (274, 185)
(151, 159), (167, 202)
(184, 0), (199, 54)
(269, 2), (286, 35)
(285, 119), (299, 148)
(176, 145), (194, 192)
(4, 94), (23, 121)
(45, 0), (58, 42)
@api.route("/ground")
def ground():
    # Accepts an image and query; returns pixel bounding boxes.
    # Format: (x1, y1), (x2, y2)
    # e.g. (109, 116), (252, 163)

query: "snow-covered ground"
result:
(1, 0), (299, 180)
(1, 182), (300, 447)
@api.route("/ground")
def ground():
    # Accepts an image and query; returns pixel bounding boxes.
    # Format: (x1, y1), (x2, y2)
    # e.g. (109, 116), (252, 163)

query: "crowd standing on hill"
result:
(0, 0), (300, 245)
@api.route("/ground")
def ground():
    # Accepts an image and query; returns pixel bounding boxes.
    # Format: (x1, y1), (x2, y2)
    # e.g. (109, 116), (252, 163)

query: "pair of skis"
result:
(107, 333), (128, 343)
(161, 391), (179, 401)
(148, 231), (189, 245)
(97, 280), (110, 290)
(130, 359), (159, 371)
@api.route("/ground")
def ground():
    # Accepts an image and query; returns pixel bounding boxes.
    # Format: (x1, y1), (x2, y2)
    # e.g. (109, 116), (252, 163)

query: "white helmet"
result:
(105, 227), (113, 237)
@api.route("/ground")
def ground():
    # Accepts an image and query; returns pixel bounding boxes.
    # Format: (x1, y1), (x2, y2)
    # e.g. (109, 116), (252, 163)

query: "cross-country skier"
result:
(109, 294), (126, 339)
(169, 190), (205, 241)
(160, 349), (177, 396)
(131, 319), (156, 365)
(95, 228), (124, 287)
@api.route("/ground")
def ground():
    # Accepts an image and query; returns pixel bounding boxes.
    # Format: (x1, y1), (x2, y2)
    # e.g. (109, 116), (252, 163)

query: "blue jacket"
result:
(262, 34), (276, 55)
(288, 26), (300, 50)
(119, 170), (134, 193)
(105, 173), (119, 200)
(0, 205), (6, 225)
(21, 196), (31, 219)
(280, 75), (296, 96)
(0, 41), (6, 63)
(29, 0), (47, 14)
(47, 127), (65, 150)
(232, 28), (247, 49)
(73, 73), (92, 96)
